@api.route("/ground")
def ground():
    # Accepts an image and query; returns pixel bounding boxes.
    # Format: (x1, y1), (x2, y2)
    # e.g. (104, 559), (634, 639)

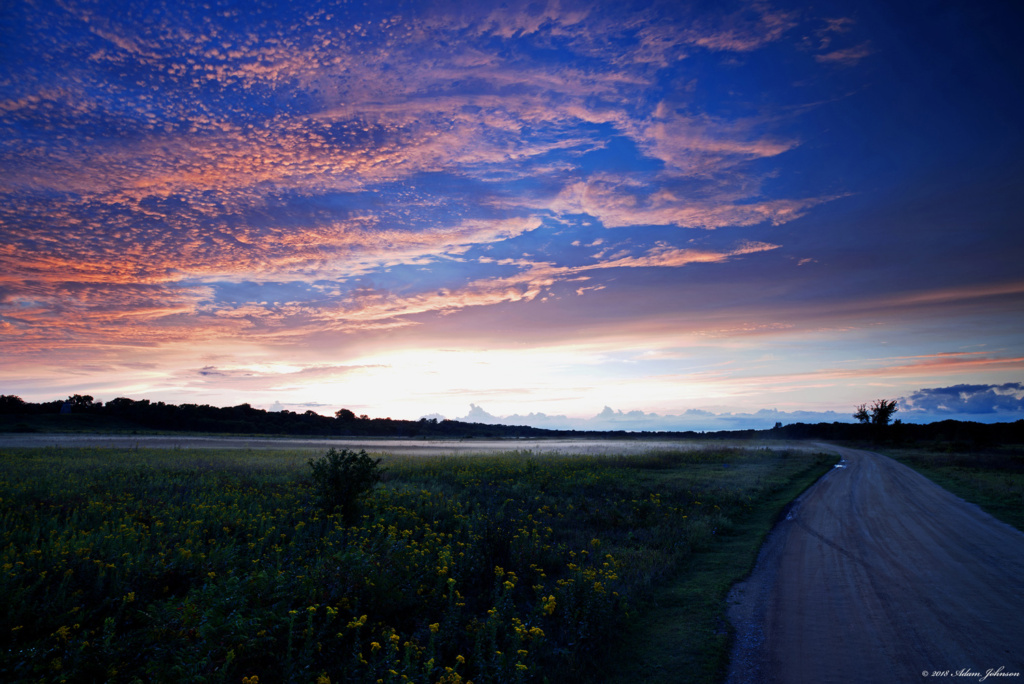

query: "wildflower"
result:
(542, 595), (556, 615)
(429, 623), (440, 634)
(456, 655), (466, 665)
(371, 642), (382, 652)
(316, 675), (331, 684)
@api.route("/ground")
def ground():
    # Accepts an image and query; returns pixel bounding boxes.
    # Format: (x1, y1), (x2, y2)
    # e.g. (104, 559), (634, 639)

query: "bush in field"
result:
(308, 448), (383, 522)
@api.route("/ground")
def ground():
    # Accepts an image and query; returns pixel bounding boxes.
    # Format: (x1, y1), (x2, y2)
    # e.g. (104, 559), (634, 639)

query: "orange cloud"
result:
(237, 240), (782, 333)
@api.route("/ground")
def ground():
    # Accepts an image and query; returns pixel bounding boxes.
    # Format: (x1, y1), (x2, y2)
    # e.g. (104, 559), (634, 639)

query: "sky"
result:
(2, 0), (1023, 431)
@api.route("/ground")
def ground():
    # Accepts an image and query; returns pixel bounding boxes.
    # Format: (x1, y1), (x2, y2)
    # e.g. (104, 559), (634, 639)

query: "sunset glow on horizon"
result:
(2, 0), (1023, 430)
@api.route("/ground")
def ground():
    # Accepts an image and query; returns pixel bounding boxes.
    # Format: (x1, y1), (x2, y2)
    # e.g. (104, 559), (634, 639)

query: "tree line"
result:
(0, 394), (1021, 446)
(0, 394), (656, 440)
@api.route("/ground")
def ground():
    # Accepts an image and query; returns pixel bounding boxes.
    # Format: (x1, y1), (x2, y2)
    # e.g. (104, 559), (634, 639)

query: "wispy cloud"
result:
(679, 3), (799, 52)
(815, 42), (873, 66)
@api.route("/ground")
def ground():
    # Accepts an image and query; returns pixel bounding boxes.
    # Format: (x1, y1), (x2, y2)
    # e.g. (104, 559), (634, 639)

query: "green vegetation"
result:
(598, 451), (834, 684)
(0, 445), (833, 683)
(882, 446), (1024, 532)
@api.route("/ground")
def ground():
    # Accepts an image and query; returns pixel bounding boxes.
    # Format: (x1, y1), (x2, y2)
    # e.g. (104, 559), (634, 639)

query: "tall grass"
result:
(1, 445), (824, 683)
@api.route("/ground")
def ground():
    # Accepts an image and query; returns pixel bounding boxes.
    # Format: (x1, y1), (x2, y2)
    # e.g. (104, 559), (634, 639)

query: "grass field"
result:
(881, 445), (1024, 532)
(0, 445), (834, 683)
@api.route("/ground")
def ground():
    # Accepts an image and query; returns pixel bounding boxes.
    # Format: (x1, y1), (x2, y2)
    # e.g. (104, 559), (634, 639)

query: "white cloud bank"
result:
(444, 403), (847, 432)
(438, 382), (1024, 432)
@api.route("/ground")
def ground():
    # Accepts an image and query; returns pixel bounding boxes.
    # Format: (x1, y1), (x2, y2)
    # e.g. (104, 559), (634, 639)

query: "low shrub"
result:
(308, 448), (384, 522)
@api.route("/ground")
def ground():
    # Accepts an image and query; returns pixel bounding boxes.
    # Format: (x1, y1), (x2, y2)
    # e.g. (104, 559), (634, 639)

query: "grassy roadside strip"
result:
(880, 447), (1024, 533)
(596, 450), (836, 684)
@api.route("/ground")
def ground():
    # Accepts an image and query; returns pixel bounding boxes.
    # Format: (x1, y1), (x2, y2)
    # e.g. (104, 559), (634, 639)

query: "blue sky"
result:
(2, 0), (1022, 429)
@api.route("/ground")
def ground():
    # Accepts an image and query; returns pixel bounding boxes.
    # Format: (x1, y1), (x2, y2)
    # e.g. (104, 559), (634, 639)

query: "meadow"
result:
(0, 445), (834, 683)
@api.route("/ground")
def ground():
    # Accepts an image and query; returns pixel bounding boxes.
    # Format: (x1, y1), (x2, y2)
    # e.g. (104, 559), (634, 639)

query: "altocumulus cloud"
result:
(0, 0), (842, 359)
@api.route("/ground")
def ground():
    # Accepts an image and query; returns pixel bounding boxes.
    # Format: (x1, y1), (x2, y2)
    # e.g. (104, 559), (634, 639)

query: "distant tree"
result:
(854, 399), (899, 433)
(0, 395), (26, 414)
(105, 397), (135, 413)
(68, 394), (102, 409)
(335, 408), (356, 422)
(66, 394), (101, 412)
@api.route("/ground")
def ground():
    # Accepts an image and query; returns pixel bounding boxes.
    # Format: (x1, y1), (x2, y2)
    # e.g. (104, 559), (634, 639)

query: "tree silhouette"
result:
(854, 399), (898, 439)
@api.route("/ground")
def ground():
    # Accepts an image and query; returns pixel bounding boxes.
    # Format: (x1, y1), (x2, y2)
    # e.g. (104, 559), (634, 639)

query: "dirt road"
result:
(727, 445), (1024, 684)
